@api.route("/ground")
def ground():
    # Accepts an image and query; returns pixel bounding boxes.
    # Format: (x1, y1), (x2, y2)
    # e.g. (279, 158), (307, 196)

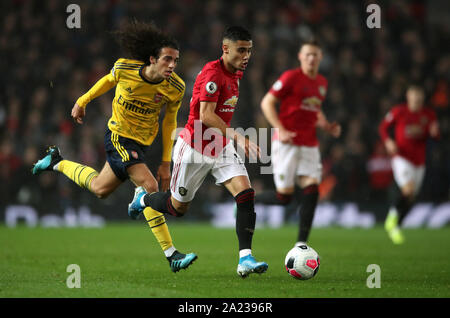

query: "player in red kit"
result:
(257, 39), (341, 249)
(379, 84), (440, 244)
(128, 26), (268, 278)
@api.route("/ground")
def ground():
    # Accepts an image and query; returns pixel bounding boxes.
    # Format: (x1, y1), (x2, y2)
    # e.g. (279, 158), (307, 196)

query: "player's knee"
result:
(93, 187), (112, 199)
(171, 199), (189, 217)
(142, 181), (158, 194)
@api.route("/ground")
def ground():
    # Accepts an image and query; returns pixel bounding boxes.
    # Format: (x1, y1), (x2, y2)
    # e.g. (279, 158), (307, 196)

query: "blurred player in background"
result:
(32, 20), (197, 272)
(257, 39), (341, 248)
(129, 26), (269, 278)
(379, 84), (440, 244)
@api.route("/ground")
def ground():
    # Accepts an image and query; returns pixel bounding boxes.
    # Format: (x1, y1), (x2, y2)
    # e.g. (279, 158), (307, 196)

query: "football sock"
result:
(297, 184), (319, 243)
(396, 195), (414, 226)
(235, 188), (256, 251)
(255, 190), (293, 206)
(143, 207), (174, 253)
(56, 160), (99, 191)
(143, 191), (184, 217)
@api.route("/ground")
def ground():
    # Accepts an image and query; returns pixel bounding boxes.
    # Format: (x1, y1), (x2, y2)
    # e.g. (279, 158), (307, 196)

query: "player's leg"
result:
(217, 143), (268, 278)
(255, 139), (296, 206)
(32, 145), (121, 198)
(127, 163), (196, 272)
(385, 156), (418, 244)
(296, 175), (320, 245)
(294, 146), (322, 246)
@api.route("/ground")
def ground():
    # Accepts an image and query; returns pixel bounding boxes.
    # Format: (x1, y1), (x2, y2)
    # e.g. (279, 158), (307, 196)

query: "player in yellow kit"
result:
(32, 20), (197, 272)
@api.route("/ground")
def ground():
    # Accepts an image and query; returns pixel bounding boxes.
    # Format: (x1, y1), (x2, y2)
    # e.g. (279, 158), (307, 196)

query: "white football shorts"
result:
(271, 140), (322, 189)
(170, 137), (249, 202)
(391, 155), (425, 195)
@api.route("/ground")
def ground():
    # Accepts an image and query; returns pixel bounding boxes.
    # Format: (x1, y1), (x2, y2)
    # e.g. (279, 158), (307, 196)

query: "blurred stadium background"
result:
(1, 0), (449, 229)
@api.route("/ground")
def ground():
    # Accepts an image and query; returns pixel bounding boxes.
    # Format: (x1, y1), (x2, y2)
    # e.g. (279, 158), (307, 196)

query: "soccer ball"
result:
(284, 244), (320, 280)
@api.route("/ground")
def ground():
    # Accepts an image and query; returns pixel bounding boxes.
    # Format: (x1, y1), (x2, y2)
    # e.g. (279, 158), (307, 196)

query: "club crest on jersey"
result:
(131, 151), (139, 159)
(153, 93), (163, 103)
(224, 96), (238, 107)
(272, 80), (283, 91)
(319, 86), (326, 96)
(206, 81), (218, 94)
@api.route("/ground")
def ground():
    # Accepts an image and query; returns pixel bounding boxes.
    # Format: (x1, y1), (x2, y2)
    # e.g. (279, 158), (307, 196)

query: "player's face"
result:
(153, 47), (179, 79)
(298, 44), (322, 75)
(406, 88), (424, 112)
(223, 39), (252, 72)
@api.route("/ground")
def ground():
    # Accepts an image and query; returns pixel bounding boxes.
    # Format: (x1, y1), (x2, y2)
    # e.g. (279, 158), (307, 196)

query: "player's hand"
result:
(71, 103), (85, 124)
(279, 128), (296, 144)
(157, 161), (171, 192)
(235, 133), (261, 161)
(429, 121), (440, 138)
(327, 122), (341, 138)
(384, 138), (397, 156)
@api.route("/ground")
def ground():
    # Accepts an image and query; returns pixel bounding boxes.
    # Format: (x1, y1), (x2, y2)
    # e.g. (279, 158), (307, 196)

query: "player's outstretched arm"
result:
(72, 73), (117, 124)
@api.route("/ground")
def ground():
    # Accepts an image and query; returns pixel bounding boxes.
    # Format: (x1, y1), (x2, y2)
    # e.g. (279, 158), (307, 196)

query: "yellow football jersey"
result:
(108, 58), (185, 146)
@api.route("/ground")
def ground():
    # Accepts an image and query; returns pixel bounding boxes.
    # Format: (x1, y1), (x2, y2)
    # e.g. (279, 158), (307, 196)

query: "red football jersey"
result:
(379, 103), (438, 165)
(180, 58), (242, 157)
(269, 68), (328, 146)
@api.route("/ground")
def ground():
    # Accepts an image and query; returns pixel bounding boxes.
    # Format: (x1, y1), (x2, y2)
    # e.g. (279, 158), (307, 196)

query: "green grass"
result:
(0, 223), (449, 298)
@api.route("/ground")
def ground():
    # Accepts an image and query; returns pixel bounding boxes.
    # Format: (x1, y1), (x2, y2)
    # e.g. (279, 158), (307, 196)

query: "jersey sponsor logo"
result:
(206, 81), (218, 94)
(405, 124), (424, 138)
(300, 96), (322, 112)
(117, 95), (156, 115)
(319, 86), (326, 96)
(223, 96), (238, 107)
(272, 80), (283, 91)
(220, 96), (238, 112)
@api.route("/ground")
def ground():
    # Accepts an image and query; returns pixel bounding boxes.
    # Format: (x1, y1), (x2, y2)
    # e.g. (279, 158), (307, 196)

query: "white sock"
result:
(139, 195), (146, 207)
(239, 249), (251, 258)
(53, 162), (60, 171)
(164, 246), (177, 258)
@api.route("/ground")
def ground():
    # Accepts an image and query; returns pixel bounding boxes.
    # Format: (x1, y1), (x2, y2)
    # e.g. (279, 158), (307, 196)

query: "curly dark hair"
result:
(112, 19), (179, 63)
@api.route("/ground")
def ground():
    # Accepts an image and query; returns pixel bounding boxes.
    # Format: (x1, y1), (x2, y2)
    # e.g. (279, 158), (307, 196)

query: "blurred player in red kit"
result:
(257, 39), (341, 249)
(379, 84), (440, 244)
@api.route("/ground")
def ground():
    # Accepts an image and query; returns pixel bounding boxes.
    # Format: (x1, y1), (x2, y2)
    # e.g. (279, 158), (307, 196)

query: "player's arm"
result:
(157, 99), (181, 191)
(260, 92), (296, 143)
(200, 101), (260, 160)
(317, 110), (341, 138)
(72, 73), (117, 124)
(379, 109), (397, 155)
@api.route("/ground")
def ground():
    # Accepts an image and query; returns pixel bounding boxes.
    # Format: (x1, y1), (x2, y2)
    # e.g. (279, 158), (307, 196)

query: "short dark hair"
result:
(406, 82), (424, 92)
(113, 19), (179, 63)
(300, 37), (322, 50)
(222, 26), (252, 42)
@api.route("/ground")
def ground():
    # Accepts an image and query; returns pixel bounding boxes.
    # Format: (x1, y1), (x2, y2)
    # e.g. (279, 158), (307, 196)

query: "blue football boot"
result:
(32, 146), (63, 175)
(237, 255), (268, 278)
(168, 251), (198, 273)
(128, 186), (148, 220)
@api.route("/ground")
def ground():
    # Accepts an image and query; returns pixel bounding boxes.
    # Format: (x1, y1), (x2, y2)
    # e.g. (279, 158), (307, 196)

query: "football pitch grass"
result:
(0, 222), (449, 298)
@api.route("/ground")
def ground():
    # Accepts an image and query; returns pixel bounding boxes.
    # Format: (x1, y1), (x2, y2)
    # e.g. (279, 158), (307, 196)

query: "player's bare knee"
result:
(93, 187), (112, 199)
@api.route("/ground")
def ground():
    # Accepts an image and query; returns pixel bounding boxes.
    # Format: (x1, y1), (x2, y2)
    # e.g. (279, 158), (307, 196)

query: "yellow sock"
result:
(143, 207), (174, 252)
(57, 160), (99, 191)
